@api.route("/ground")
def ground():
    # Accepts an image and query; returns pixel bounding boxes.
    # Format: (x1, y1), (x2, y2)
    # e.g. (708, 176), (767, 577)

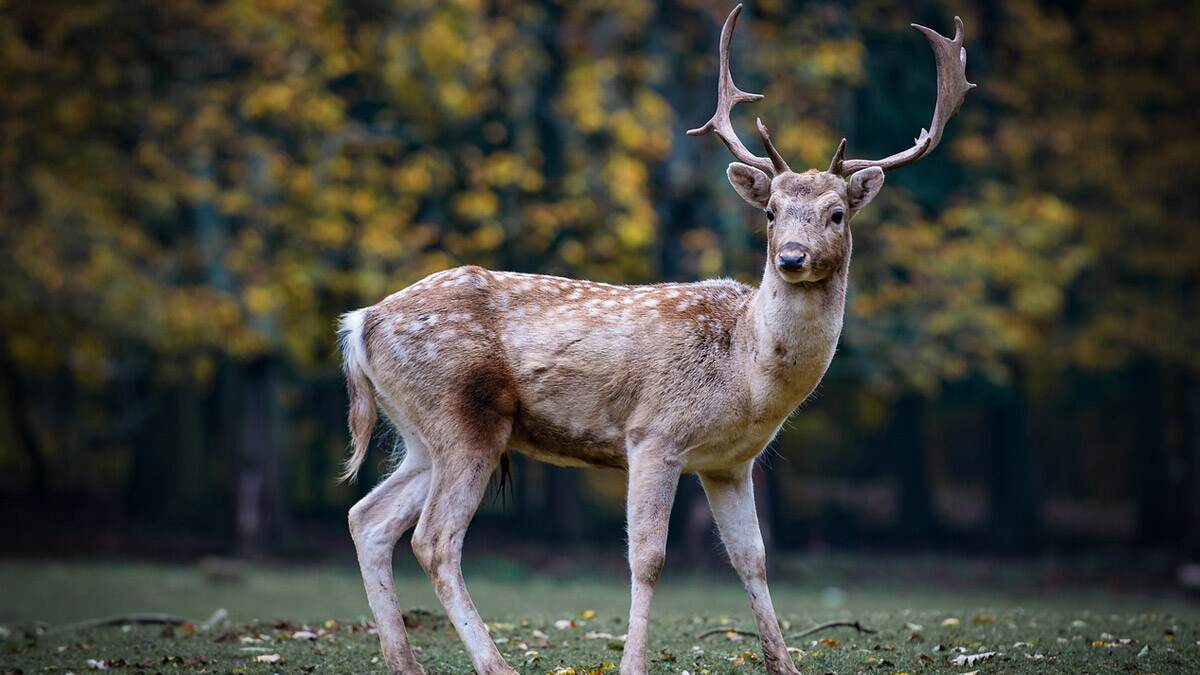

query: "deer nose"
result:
(777, 243), (809, 271)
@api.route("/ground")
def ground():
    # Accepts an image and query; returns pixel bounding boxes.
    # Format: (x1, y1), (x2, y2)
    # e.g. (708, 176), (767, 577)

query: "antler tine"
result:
(687, 4), (782, 176)
(756, 118), (790, 174)
(826, 137), (846, 174)
(831, 16), (976, 176)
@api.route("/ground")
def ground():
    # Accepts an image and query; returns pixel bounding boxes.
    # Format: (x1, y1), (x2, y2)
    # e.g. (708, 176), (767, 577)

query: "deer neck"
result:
(738, 261), (848, 415)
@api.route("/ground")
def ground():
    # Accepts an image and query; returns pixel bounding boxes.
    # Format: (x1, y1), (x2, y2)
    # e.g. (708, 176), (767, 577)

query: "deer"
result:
(340, 4), (973, 674)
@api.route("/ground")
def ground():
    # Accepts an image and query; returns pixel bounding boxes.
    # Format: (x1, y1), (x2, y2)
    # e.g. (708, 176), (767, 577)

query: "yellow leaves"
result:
(308, 217), (349, 248)
(360, 216), (407, 260)
(778, 121), (836, 171)
(242, 82), (296, 118)
(603, 156), (647, 208)
(472, 223), (505, 251)
(560, 240), (586, 266)
(394, 161), (434, 194)
(454, 189), (499, 220)
(681, 229), (722, 278)
(417, 15), (469, 74)
(562, 59), (618, 133)
(1012, 283), (1063, 320)
(615, 207), (655, 249)
(477, 151), (541, 191)
(810, 39), (865, 80)
(299, 93), (344, 130)
(54, 93), (95, 131)
(438, 81), (473, 117)
(245, 285), (280, 316)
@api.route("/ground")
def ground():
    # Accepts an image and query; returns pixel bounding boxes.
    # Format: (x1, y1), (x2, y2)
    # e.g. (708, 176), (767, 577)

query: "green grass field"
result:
(2, 559), (1197, 673)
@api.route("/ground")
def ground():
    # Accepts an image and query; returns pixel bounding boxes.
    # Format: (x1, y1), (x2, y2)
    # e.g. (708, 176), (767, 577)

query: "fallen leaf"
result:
(972, 614), (994, 625)
(579, 610), (596, 620)
(950, 652), (995, 667)
(253, 653), (282, 663)
(554, 619), (574, 630)
(292, 630), (317, 641)
(818, 638), (840, 648)
(941, 617), (961, 627)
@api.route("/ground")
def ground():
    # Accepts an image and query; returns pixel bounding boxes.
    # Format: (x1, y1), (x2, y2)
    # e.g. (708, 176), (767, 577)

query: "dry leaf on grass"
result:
(951, 651), (996, 666)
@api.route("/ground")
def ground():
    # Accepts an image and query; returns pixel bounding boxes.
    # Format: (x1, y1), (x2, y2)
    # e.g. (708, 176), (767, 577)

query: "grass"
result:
(1, 559), (1197, 673)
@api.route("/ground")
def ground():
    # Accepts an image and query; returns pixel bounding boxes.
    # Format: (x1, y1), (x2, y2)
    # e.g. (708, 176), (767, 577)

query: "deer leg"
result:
(700, 463), (799, 675)
(411, 439), (514, 675)
(349, 438), (433, 675)
(620, 446), (683, 675)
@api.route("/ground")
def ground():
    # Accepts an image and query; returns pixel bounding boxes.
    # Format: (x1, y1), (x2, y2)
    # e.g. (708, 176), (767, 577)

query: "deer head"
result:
(688, 4), (975, 285)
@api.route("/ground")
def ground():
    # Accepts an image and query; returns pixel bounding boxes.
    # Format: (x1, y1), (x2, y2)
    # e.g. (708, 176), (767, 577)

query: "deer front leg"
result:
(700, 463), (799, 675)
(620, 445), (683, 675)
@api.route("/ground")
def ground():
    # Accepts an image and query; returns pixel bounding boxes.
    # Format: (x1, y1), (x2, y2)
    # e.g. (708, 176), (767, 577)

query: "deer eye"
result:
(764, 208), (775, 222)
(831, 209), (844, 225)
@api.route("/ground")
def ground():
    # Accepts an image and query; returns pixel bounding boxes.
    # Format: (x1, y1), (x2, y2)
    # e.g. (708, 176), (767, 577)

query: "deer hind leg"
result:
(411, 423), (515, 675)
(349, 436), (433, 675)
(700, 463), (799, 675)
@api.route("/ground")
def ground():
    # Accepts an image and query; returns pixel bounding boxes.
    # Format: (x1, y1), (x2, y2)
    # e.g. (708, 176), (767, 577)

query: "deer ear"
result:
(847, 167), (885, 214)
(727, 162), (771, 209)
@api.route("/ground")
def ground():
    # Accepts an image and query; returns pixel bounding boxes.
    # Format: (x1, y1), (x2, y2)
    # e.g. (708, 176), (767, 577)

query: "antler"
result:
(688, 4), (790, 176)
(830, 16), (976, 175)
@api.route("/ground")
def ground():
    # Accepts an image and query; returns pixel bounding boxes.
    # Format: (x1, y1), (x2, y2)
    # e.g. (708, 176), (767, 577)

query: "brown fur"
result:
(341, 169), (883, 675)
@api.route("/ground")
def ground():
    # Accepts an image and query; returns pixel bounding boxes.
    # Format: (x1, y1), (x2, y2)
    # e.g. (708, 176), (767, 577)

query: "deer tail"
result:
(337, 308), (377, 483)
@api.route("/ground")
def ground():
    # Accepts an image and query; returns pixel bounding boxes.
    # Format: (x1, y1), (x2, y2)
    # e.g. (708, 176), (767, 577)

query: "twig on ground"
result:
(48, 608), (228, 634)
(699, 619), (878, 642)
(789, 620), (877, 640)
(698, 627), (760, 639)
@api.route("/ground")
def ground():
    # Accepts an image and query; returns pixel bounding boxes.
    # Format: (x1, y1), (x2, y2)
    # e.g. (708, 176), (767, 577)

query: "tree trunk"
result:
(235, 358), (291, 557)
(987, 369), (1040, 553)
(0, 339), (47, 498)
(544, 467), (584, 542)
(165, 384), (208, 526)
(1186, 374), (1200, 559)
(891, 392), (937, 542)
(1134, 362), (1174, 546)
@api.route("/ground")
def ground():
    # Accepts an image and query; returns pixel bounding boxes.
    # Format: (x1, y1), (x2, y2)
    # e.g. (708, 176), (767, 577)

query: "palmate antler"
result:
(690, 5), (975, 178)
(828, 16), (976, 175)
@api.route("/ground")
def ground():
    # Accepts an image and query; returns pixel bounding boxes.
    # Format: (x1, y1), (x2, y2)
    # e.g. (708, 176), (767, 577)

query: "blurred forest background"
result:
(1, 0), (1197, 574)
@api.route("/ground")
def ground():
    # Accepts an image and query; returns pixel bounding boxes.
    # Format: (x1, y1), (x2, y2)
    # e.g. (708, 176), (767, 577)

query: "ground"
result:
(1, 559), (1197, 674)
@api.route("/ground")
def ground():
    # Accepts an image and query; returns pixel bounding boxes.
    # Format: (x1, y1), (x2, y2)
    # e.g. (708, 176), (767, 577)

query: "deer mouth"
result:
(777, 266), (828, 285)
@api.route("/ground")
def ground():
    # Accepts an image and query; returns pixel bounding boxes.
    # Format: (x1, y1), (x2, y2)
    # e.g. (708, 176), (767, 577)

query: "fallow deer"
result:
(341, 5), (973, 673)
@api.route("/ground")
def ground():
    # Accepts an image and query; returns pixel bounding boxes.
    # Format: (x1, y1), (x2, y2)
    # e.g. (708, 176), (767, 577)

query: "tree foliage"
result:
(0, 0), (1197, 549)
